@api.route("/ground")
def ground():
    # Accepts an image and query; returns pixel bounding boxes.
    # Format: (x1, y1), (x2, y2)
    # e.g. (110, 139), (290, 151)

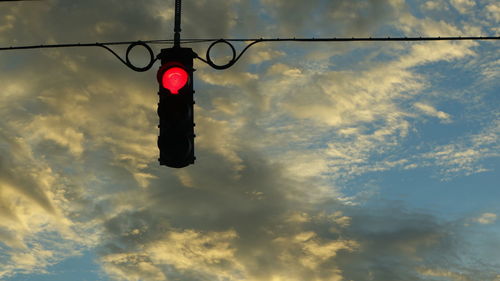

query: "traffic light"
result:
(157, 47), (196, 168)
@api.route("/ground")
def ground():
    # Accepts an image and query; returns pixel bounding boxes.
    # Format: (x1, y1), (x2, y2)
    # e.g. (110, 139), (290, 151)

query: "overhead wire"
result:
(0, 36), (498, 71)
(0, 0), (498, 71)
(1, 36), (498, 51)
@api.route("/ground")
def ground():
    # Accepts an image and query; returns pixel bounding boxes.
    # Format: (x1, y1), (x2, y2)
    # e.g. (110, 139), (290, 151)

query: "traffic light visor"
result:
(162, 67), (188, 94)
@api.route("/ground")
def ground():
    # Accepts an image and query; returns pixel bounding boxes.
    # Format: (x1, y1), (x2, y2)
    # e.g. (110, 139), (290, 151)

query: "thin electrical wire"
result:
(0, 40), (170, 51)
(1, 36), (497, 71)
(196, 36), (500, 69)
(1, 36), (498, 51)
(189, 36), (500, 42)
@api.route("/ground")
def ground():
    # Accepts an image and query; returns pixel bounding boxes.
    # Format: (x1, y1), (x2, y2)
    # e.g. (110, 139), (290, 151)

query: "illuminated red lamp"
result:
(162, 66), (188, 94)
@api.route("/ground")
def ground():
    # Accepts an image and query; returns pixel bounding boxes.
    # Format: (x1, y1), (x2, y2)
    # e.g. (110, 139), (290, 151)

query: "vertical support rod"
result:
(174, 0), (181, 48)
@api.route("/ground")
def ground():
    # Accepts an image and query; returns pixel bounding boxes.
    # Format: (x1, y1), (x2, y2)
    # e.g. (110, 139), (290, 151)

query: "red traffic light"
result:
(161, 66), (188, 94)
(157, 47), (196, 168)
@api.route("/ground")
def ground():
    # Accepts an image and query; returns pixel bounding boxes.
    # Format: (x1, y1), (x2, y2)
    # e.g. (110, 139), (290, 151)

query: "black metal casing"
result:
(157, 47), (196, 168)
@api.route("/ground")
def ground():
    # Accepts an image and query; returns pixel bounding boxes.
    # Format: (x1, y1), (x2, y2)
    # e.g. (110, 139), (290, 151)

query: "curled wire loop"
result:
(198, 39), (263, 70)
(99, 41), (157, 72)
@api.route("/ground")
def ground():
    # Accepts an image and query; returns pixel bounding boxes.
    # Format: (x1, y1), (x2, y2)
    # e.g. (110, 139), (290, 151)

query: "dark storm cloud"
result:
(94, 147), (491, 281)
(337, 206), (455, 280)
(98, 148), (306, 246)
(97, 149), (342, 280)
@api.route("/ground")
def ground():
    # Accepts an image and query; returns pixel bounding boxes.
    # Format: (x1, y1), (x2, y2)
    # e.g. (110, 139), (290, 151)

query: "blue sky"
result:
(0, 0), (499, 280)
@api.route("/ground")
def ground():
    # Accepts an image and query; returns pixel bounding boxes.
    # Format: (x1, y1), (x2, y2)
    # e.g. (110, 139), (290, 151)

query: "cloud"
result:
(1, 0), (499, 280)
(94, 151), (349, 281)
(417, 267), (472, 281)
(0, 131), (100, 278)
(421, 0), (449, 11)
(486, 2), (500, 22)
(414, 102), (452, 122)
(260, 0), (399, 36)
(474, 213), (497, 225)
(101, 253), (166, 281)
(450, 0), (476, 14)
(198, 71), (258, 87)
(96, 166), (488, 281)
(422, 119), (500, 179)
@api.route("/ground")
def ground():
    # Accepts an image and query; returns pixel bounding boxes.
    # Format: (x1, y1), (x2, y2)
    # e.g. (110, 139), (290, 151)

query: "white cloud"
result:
(247, 48), (285, 65)
(101, 253), (166, 281)
(450, 0), (476, 14)
(198, 71), (258, 87)
(486, 3), (500, 22)
(417, 267), (471, 281)
(421, 0), (449, 11)
(414, 102), (452, 122)
(474, 213), (497, 224)
(422, 119), (500, 179)
(100, 229), (242, 281)
(195, 107), (245, 173)
(28, 115), (86, 157)
(267, 63), (303, 77)
(147, 229), (242, 276)
(273, 231), (358, 273)
(0, 138), (100, 278)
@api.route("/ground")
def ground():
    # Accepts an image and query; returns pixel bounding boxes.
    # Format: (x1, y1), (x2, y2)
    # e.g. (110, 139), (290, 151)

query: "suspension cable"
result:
(1, 36), (498, 71)
(196, 36), (500, 70)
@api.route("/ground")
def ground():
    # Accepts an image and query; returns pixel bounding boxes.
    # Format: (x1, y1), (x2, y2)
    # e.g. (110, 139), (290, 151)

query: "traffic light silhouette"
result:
(157, 47), (196, 168)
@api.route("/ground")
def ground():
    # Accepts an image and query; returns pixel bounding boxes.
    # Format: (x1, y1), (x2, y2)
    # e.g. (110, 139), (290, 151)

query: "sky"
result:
(0, 0), (499, 280)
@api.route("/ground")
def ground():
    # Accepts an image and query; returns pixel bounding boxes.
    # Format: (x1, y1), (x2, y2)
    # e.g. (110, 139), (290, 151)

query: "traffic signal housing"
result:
(157, 47), (196, 168)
